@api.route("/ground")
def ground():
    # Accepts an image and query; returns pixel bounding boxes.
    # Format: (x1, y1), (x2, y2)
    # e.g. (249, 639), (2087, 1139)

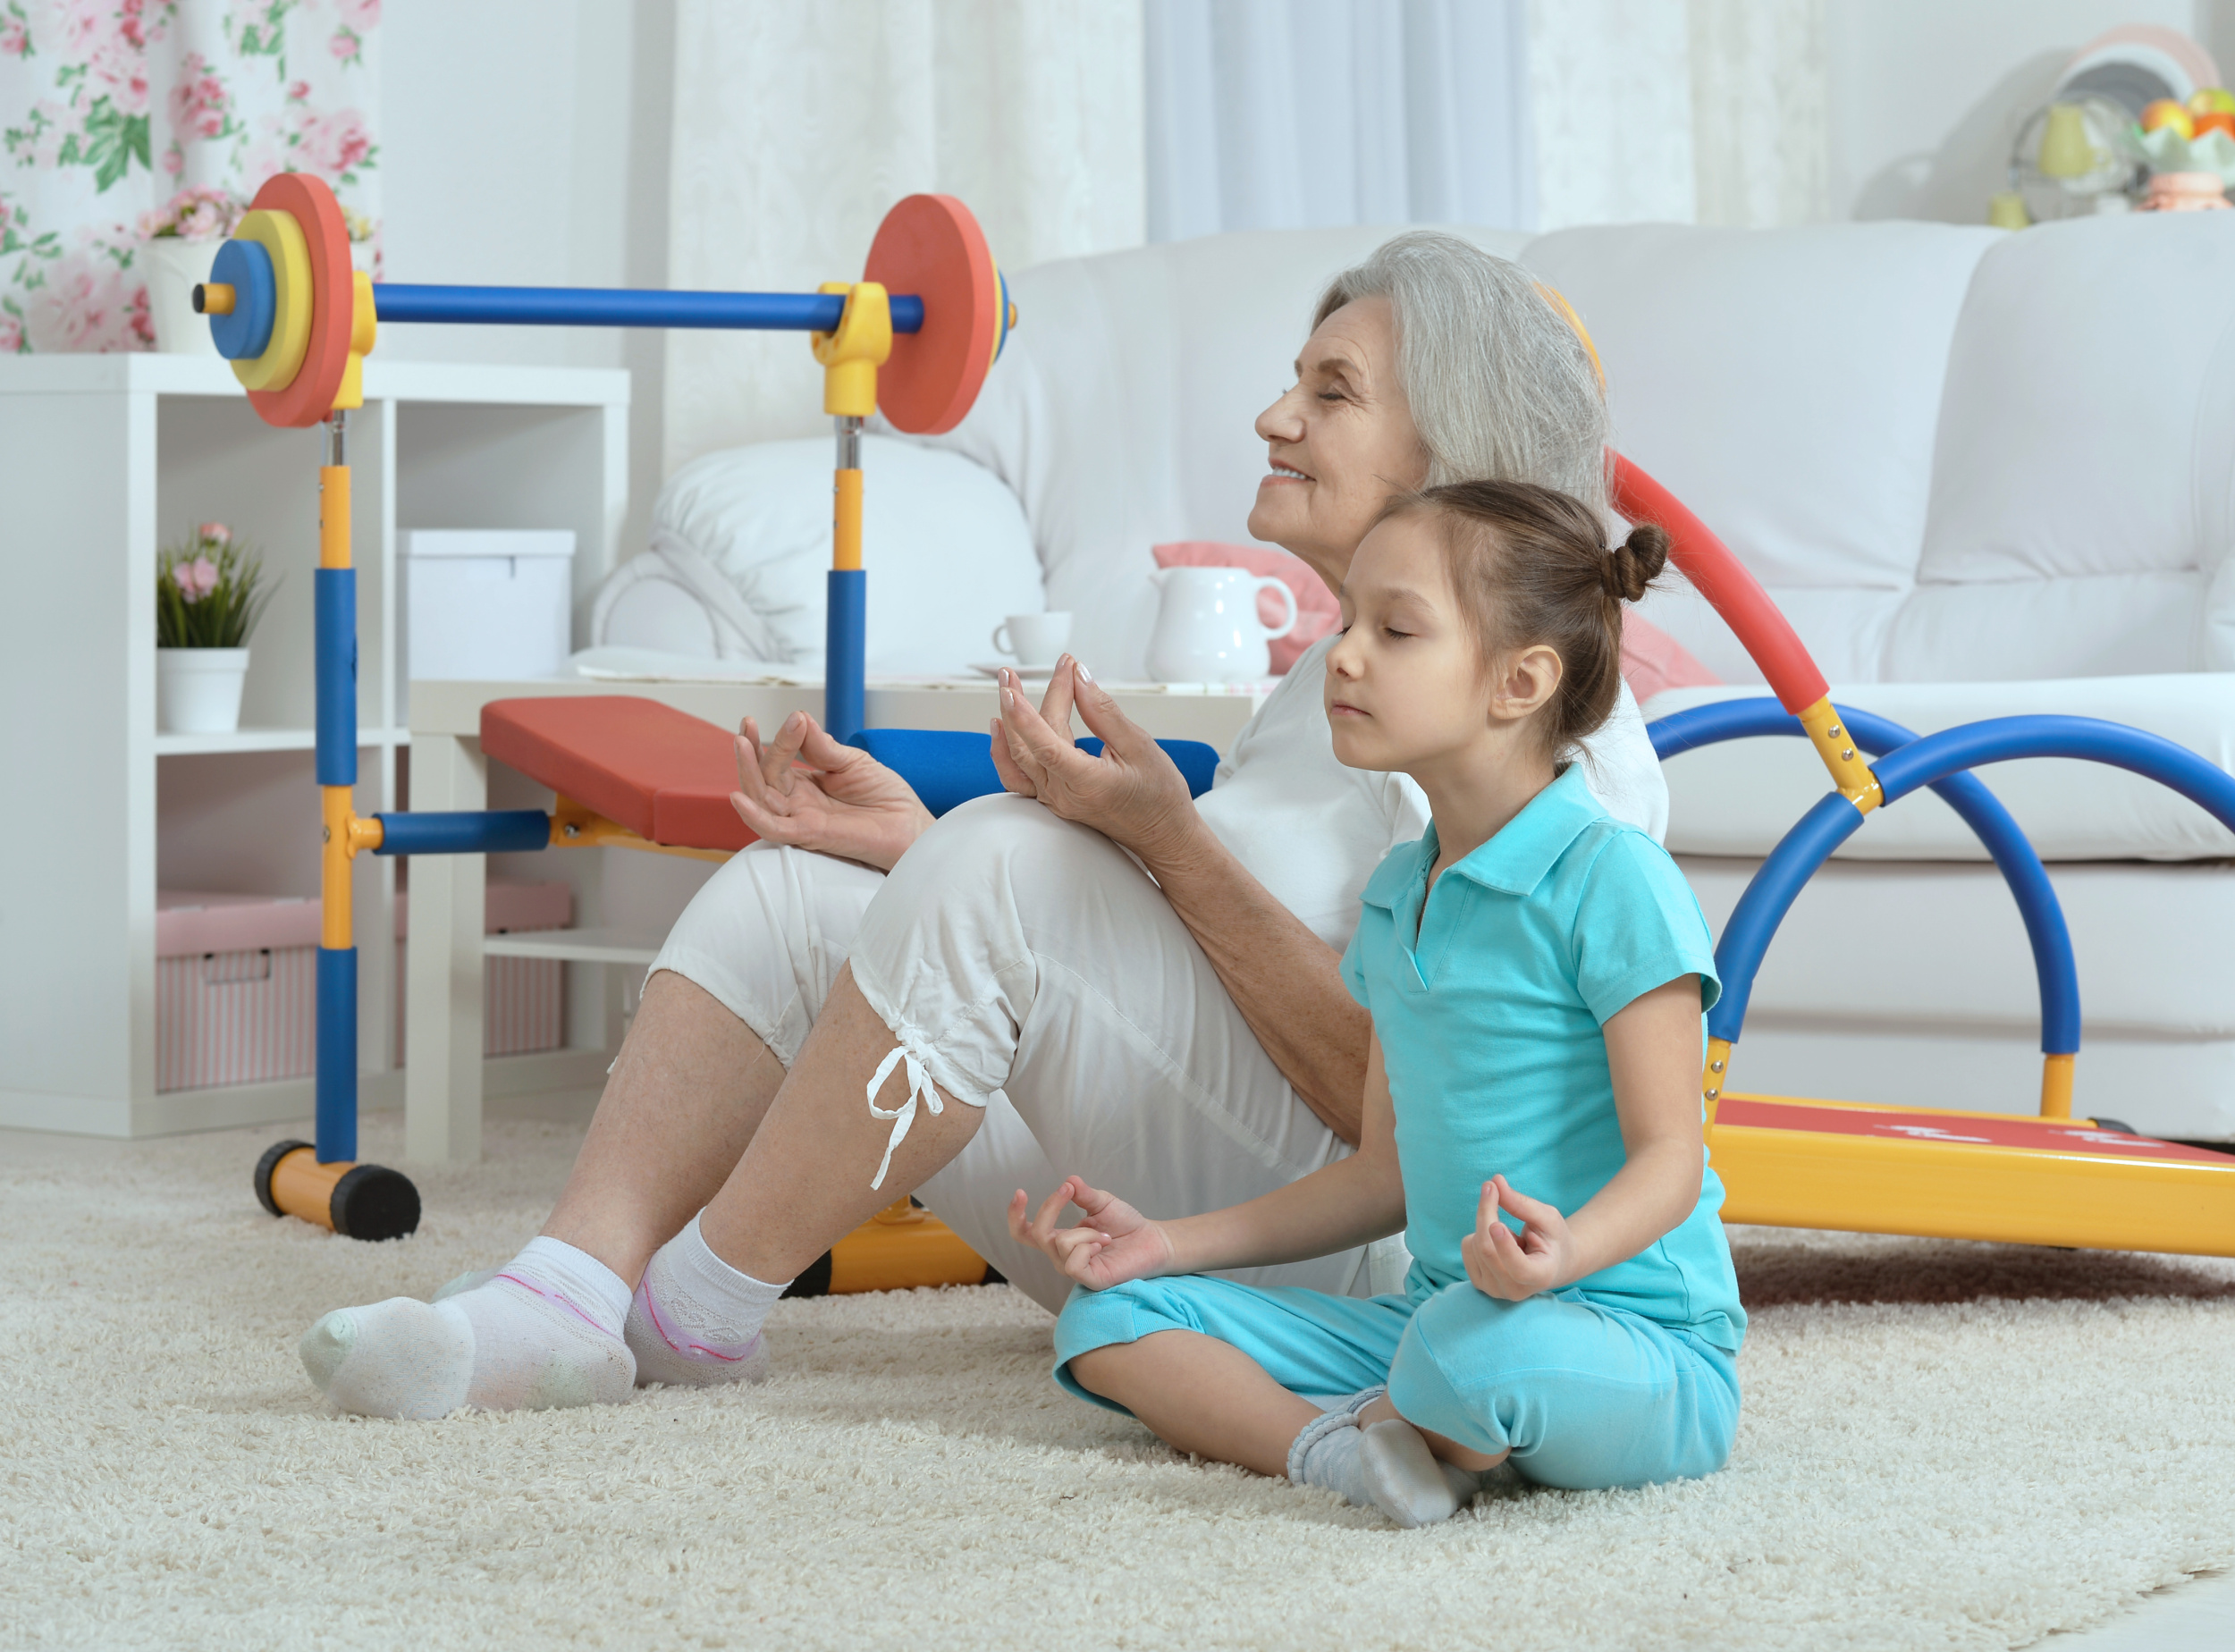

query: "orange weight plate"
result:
(248, 173), (355, 427)
(865, 194), (999, 435)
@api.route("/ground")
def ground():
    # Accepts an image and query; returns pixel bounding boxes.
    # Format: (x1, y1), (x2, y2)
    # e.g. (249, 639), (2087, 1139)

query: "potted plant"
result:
(156, 523), (275, 735)
(139, 189), (249, 356)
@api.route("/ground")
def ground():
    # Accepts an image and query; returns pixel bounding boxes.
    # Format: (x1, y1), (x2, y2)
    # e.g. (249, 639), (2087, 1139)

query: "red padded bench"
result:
(481, 697), (754, 852)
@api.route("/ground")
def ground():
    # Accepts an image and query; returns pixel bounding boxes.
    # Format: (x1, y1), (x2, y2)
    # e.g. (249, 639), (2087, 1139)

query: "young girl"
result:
(1006, 480), (1742, 1526)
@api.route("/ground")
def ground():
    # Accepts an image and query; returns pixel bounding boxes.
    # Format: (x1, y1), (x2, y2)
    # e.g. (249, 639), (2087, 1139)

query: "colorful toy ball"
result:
(2143, 98), (2196, 139)
(2188, 87), (2235, 115)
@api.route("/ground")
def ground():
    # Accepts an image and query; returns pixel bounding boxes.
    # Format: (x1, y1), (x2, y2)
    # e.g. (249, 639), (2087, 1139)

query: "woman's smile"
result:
(1261, 459), (1313, 486)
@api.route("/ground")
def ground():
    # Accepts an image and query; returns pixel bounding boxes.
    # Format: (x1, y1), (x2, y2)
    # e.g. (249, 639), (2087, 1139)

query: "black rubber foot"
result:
(253, 1139), (312, 1218)
(330, 1164), (422, 1241)
(781, 1250), (834, 1299)
(2091, 1117), (2138, 1136)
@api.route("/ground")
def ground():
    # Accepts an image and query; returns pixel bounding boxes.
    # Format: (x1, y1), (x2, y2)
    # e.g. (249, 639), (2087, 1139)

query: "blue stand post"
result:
(826, 567), (867, 746)
(313, 555), (357, 1167)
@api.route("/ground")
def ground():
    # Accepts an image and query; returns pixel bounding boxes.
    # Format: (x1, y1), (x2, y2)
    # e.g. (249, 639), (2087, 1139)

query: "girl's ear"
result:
(1489, 644), (1562, 727)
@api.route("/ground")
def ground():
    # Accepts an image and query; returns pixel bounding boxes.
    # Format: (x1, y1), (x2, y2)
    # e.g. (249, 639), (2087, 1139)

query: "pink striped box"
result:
(155, 882), (573, 1092)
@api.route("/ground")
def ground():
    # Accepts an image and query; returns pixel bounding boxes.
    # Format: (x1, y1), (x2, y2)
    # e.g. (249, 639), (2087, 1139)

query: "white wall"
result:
(1826, 0), (2207, 221)
(376, 0), (672, 560)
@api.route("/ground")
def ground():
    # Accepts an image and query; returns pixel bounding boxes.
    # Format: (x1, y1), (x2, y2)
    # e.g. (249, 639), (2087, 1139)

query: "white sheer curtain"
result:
(663, 0), (1145, 471)
(1143, 0), (1536, 240)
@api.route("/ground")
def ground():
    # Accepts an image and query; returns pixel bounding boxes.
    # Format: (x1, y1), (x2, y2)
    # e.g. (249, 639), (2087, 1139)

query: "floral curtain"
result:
(0, 0), (380, 353)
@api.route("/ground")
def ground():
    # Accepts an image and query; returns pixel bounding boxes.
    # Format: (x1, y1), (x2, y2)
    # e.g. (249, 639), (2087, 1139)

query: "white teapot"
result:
(1144, 566), (1300, 684)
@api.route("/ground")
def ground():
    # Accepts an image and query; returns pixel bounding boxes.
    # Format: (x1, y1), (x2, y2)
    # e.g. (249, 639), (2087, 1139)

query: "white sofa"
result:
(628, 212), (2235, 1141)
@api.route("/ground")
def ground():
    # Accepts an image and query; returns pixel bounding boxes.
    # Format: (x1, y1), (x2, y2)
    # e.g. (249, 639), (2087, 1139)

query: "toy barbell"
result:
(205, 173), (1016, 1240)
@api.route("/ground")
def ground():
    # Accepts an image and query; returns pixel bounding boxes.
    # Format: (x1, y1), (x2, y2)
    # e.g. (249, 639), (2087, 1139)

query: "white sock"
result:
(1288, 1410), (1462, 1528)
(299, 1236), (635, 1419)
(623, 1212), (783, 1388)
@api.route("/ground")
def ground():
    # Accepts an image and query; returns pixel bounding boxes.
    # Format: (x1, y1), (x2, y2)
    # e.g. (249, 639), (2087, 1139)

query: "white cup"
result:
(992, 611), (1073, 669)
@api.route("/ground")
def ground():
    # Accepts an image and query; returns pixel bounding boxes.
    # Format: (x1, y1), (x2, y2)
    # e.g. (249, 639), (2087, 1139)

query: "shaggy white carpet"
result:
(5, 1116), (2235, 1652)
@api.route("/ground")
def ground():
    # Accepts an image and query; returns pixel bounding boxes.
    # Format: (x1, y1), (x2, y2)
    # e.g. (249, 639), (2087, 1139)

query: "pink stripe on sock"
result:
(641, 1286), (758, 1362)
(495, 1272), (612, 1336)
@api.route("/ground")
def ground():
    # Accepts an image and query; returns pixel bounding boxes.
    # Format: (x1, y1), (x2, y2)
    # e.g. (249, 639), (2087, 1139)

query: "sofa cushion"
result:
(1524, 223), (2000, 604)
(1621, 614), (1721, 702)
(1911, 213), (2235, 686)
(632, 434), (1045, 677)
(1679, 854), (2235, 1037)
(1649, 674), (2235, 862)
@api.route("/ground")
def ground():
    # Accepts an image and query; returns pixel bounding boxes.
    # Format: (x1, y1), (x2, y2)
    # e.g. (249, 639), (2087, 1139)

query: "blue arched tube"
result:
(370, 284), (927, 334)
(1870, 715), (2235, 822)
(1650, 698), (2079, 1056)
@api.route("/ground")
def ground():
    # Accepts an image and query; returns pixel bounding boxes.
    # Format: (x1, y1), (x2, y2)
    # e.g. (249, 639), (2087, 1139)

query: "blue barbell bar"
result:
(368, 284), (928, 333)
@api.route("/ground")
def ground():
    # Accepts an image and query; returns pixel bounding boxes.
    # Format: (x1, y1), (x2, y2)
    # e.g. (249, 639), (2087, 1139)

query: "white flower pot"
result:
(157, 647), (249, 734)
(145, 239), (223, 356)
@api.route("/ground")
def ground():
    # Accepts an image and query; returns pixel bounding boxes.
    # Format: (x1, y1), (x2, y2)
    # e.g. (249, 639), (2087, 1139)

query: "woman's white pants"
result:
(648, 794), (1390, 1313)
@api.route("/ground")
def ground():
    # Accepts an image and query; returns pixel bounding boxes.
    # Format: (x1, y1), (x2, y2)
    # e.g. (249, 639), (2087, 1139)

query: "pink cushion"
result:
(1151, 542), (1340, 674)
(1622, 615), (1721, 702)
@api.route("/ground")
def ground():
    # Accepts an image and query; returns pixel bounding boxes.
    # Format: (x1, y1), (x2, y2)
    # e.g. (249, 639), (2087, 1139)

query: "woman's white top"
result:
(1194, 634), (1670, 952)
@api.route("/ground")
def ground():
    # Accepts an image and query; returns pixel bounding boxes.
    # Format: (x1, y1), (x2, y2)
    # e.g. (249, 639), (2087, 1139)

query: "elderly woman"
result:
(302, 233), (1668, 1418)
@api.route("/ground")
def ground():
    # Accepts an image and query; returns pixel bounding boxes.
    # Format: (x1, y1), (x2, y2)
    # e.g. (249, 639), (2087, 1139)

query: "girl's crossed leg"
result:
(1054, 1274), (1739, 1523)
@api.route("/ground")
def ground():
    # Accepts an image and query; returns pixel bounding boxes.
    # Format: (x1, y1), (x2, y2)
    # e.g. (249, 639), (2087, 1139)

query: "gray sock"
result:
(1359, 1417), (1462, 1527)
(1288, 1409), (1462, 1527)
(1287, 1408), (1374, 1508)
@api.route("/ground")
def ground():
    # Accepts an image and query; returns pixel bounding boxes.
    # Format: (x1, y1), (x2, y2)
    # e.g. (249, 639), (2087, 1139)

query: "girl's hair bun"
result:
(1605, 522), (1669, 603)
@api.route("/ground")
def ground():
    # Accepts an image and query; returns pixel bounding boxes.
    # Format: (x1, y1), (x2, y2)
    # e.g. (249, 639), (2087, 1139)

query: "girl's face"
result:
(1324, 512), (1560, 779)
(1246, 298), (1431, 594)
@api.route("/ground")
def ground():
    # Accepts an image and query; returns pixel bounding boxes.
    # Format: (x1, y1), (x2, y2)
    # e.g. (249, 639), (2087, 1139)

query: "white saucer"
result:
(968, 662), (1058, 678)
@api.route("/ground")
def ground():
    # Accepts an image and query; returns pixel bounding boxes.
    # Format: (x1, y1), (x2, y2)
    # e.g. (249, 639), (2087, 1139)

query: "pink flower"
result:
(294, 107), (373, 176)
(30, 234), (155, 353)
(198, 521), (232, 544)
(90, 38), (150, 114)
(286, 80), (309, 103)
(0, 15), (28, 56)
(161, 143), (182, 176)
(0, 197), (13, 237)
(168, 55), (231, 140)
(334, 0), (381, 29)
(173, 557), (220, 603)
(328, 28), (361, 64)
(55, 0), (105, 55)
(0, 312), (22, 355)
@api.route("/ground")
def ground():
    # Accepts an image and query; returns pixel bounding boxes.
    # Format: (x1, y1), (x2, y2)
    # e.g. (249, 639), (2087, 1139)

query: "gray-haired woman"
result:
(300, 233), (1672, 1418)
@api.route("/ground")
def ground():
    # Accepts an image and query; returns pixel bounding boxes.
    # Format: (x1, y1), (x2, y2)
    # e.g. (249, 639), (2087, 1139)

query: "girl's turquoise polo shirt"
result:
(1339, 762), (1745, 1353)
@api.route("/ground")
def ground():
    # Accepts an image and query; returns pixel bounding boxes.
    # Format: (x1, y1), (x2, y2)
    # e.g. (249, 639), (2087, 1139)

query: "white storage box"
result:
(404, 529), (577, 680)
(155, 882), (572, 1092)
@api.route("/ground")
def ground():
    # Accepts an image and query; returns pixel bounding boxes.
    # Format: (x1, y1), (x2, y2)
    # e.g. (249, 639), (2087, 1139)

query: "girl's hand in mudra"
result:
(728, 711), (935, 872)
(1008, 1175), (1176, 1291)
(1461, 1175), (1573, 1301)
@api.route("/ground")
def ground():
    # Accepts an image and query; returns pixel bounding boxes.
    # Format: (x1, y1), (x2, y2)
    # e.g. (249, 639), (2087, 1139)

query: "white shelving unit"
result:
(0, 353), (629, 1138)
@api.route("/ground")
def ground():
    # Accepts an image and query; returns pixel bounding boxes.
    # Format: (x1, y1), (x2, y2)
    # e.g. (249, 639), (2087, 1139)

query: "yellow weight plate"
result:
(232, 208), (311, 393)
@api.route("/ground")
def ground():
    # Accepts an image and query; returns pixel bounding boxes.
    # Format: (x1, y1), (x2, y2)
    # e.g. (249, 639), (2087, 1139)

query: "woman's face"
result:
(1246, 296), (1430, 589)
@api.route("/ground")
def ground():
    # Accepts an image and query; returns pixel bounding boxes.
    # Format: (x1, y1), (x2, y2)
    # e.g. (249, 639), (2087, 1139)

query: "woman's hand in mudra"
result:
(728, 710), (935, 872)
(1008, 1176), (1176, 1292)
(989, 657), (1198, 863)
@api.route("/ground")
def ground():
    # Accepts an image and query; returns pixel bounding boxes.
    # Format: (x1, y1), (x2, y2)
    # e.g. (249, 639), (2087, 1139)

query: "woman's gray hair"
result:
(1314, 232), (1608, 513)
